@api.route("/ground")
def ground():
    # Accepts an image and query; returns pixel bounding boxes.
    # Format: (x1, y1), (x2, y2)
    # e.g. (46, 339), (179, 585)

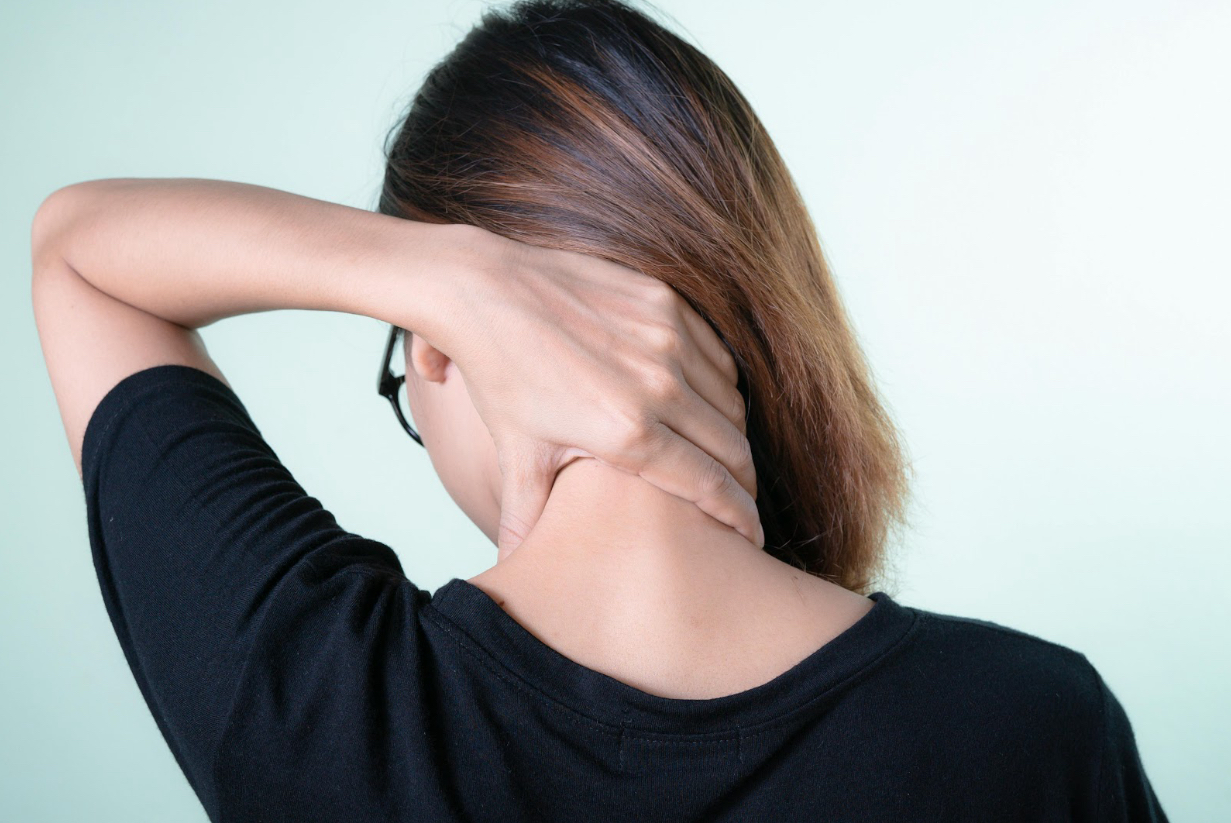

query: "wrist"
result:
(370, 220), (500, 360)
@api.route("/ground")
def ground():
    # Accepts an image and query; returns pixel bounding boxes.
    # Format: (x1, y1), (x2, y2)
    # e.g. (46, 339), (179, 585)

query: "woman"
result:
(31, 0), (1166, 820)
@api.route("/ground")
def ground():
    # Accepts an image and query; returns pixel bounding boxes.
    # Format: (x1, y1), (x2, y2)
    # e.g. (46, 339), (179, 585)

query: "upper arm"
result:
(31, 189), (229, 478)
(30, 191), (429, 814)
(78, 364), (416, 816)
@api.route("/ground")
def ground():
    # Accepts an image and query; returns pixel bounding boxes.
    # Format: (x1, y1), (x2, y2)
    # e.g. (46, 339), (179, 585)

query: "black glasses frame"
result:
(377, 324), (425, 447)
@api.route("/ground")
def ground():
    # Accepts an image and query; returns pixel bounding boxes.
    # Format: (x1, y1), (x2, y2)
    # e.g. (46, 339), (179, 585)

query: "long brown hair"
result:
(378, 0), (913, 595)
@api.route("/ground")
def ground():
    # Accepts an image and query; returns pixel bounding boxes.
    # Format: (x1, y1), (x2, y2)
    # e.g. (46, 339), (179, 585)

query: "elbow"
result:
(30, 184), (94, 320)
(31, 179), (135, 276)
(30, 184), (77, 273)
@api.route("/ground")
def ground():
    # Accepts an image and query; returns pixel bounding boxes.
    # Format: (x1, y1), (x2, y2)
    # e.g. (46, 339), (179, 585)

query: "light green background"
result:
(2, 0), (1227, 819)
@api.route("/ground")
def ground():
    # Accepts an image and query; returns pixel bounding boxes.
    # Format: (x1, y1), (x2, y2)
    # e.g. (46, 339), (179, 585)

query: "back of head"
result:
(379, 0), (912, 595)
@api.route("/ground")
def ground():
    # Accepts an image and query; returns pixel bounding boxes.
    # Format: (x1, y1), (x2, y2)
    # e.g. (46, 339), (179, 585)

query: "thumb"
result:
(495, 445), (556, 560)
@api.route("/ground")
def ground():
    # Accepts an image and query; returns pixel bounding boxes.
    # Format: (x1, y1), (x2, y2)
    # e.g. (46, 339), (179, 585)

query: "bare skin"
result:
(31, 179), (762, 550)
(465, 458), (874, 700)
(396, 295), (875, 701)
(31, 178), (868, 704)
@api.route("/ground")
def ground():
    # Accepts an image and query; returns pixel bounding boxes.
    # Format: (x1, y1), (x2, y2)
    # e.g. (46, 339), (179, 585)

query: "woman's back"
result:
(404, 577), (1149, 822)
(82, 364), (1168, 821)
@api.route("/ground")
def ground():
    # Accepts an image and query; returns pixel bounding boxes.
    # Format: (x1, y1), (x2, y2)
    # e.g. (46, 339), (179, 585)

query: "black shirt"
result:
(82, 364), (1169, 822)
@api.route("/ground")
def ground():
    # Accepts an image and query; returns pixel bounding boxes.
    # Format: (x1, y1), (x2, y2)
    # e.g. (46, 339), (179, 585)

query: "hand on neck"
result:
(467, 456), (871, 700)
(474, 456), (796, 641)
(498, 456), (762, 572)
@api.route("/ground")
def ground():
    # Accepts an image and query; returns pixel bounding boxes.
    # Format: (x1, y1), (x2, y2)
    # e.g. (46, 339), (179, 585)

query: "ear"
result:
(408, 331), (452, 384)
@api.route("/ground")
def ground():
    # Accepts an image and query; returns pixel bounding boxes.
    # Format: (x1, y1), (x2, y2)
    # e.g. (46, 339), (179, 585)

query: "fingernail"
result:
(756, 523), (766, 548)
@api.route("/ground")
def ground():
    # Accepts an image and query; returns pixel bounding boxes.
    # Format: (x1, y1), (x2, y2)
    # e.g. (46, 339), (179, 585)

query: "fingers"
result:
(494, 444), (555, 560)
(678, 343), (749, 437)
(659, 377), (757, 501)
(667, 297), (754, 499)
(631, 422), (765, 548)
(677, 300), (740, 387)
(672, 295), (748, 440)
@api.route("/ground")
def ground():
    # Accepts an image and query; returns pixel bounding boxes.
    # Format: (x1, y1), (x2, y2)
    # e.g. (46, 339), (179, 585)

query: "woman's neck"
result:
(467, 458), (872, 698)
(482, 456), (771, 600)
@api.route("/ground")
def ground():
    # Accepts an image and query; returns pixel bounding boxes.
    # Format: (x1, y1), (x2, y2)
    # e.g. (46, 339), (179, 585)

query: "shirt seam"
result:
(423, 598), (923, 740)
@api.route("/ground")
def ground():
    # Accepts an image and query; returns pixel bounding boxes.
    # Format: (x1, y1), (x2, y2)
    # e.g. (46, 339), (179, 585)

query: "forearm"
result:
(30, 177), (460, 338)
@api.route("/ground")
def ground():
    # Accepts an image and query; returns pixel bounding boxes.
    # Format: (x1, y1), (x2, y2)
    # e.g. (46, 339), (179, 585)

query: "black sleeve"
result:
(81, 364), (418, 817)
(1090, 665), (1171, 822)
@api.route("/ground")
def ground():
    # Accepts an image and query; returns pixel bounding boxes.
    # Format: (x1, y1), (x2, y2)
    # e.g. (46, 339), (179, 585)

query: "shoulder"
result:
(913, 600), (1100, 688)
(896, 600), (1106, 747)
